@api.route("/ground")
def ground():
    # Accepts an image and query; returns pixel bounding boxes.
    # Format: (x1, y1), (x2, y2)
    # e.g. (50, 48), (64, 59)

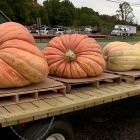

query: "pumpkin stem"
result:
(65, 50), (76, 62)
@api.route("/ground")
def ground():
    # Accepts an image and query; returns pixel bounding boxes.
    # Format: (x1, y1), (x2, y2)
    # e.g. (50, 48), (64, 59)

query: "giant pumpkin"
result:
(0, 22), (49, 88)
(103, 41), (140, 71)
(43, 34), (105, 78)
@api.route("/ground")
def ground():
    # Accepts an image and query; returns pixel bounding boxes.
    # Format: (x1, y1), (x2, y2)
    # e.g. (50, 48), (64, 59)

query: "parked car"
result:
(37, 27), (55, 34)
(64, 28), (72, 34)
(84, 26), (92, 32)
(53, 28), (65, 34)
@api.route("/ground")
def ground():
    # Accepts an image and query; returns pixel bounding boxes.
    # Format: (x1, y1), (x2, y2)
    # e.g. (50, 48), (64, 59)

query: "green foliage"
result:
(0, 0), (137, 30)
(57, 6), (73, 26)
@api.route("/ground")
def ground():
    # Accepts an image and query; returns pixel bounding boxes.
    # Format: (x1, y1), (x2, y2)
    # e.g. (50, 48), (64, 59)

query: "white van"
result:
(53, 28), (65, 34)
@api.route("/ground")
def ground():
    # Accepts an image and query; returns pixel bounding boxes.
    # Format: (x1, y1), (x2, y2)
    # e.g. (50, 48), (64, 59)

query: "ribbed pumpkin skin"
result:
(43, 34), (105, 78)
(103, 41), (140, 71)
(0, 22), (49, 88)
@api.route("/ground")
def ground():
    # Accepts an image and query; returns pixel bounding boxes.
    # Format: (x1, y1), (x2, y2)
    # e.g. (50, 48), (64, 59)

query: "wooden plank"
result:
(55, 96), (75, 104)
(47, 111), (62, 117)
(19, 117), (34, 124)
(85, 102), (95, 108)
(18, 102), (39, 111)
(106, 70), (140, 83)
(1, 90), (139, 126)
(49, 73), (120, 84)
(49, 73), (120, 93)
(43, 98), (64, 107)
(0, 78), (64, 95)
(0, 78), (66, 107)
(2, 121), (19, 127)
(95, 100), (104, 105)
(61, 108), (73, 114)
(0, 107), (10, 123)
(34, 114), (48, 120)
(31, 100), (53, 109)
(4, 105), (24, 113)
(0, 107), (9, 114)
(99, 88), (117, 93)
(74, 105), (85, 111)
(72, 92), (93, 99)
(88, 89), (109, 95)
(1, 82), (140, 127)
(65, 94), (85, 102)
(80, 90), (100, 97)
(3, 105), (24, 125)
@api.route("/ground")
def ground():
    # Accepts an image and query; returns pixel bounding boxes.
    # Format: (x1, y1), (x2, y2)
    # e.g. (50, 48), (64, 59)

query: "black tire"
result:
(20, 119), (74, 140)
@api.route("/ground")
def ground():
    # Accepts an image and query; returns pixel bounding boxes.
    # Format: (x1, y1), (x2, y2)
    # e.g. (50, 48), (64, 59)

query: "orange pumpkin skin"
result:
(43, 34), (105, 78)
(0, 22), (35, 45)
(0, 22), (49, 88)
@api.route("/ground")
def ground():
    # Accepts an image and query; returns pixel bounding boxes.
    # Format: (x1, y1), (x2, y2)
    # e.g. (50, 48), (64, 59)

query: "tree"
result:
(43, 0), (61, 25)
(78, 13), (99, 27)
(57, 6), (73, 26)
(116, 2), (135, 23)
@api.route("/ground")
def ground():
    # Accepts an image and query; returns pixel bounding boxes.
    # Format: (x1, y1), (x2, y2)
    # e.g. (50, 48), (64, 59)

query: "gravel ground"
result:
(0, 96), (140, 140)
(70, 96), (140, 140)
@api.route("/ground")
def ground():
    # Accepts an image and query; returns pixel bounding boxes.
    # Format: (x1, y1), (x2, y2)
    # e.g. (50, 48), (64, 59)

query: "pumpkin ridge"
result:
(60, 35), (70, 50)
(70, 34), (88, 51)
(74, 38), (97, 51)
(81, 57), (98, 75)
(48, 37), (66, 52)
(73, 62), (87, 78)
(72, 35), (88, 50)
(0, 59), (30, 88)
(70, 62), (79, 78)
(44, 47), (64, 56)
(0, 40), (44, 58)
(0, 50), (48, 83)
(0, 30), (35, 45)
(0, 57), (30, 82)
(0, 22), (29, 32)
(69, 34), (78, 50)
(79, 55), (105, 70)
(76, 58), (96, 76)
(76, 60), (87, 77)
(49, 60), (64, 75)
(55, 61), (66, 77)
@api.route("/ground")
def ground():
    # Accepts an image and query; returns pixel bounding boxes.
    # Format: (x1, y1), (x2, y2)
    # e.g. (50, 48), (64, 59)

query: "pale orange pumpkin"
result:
(103, 41), (140, 71)
(43, 34), (105, 78)
(0, 22), (49, 88)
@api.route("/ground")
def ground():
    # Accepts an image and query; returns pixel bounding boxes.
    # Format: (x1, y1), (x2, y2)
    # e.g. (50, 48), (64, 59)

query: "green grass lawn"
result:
(36, 36), (140, 50)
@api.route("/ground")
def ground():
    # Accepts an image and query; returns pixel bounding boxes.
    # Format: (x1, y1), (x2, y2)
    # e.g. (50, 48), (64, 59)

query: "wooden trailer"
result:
(0, 72), (140, 140)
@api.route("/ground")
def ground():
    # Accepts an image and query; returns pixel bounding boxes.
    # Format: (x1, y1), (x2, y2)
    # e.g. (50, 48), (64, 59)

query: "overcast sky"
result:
(38, 0), (140, 24)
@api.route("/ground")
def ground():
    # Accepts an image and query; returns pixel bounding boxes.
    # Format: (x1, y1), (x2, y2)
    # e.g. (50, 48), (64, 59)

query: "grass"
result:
(99, 36), (140, 42)
(36, 36), (140, 50)
(36, 39), (50, 43)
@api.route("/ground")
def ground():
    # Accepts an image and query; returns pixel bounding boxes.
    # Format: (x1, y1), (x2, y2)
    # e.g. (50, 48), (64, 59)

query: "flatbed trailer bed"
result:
(0, 81), (139, 128)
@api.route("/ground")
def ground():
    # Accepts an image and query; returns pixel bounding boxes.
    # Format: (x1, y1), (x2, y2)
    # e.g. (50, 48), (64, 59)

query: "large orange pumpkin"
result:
(43, 34), (105, 78)
(0, 22), (49, 88)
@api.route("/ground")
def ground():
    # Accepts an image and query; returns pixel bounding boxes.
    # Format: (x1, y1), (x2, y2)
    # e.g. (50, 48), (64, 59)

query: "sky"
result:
(38, 0), (140, 24)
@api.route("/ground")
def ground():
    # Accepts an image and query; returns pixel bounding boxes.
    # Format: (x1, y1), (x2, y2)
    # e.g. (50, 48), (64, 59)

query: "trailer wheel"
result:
(21, 119), (74, 140)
